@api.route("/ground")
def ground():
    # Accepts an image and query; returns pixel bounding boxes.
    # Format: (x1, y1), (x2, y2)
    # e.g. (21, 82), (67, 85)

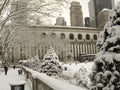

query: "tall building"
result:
(70, 1), (83, 26)
(11, 0), (27, 25)
(85, 17), (90, 27)
(55, 17), (66, 26)
(88, 0), (114, 27)
(97, 8), (110, 30)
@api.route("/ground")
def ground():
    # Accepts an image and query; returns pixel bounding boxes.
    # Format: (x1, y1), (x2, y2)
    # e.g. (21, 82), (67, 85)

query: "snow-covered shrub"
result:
(39, 47), (63, 76)
(40, 60), (63, 76)
(90, 3), (120, 90)
(74, 67), (89, 88)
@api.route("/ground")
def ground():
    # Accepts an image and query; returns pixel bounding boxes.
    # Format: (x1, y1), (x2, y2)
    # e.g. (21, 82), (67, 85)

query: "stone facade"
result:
(7, 25), (100, 62)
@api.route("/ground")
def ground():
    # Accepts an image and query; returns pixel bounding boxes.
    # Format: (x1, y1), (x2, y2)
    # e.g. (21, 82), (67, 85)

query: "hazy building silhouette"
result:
(70, 1), (83, 26)
(88, 0), (115, 27)
(11, 0), (27, 25)
(98, 8), (110, 30)
(85, 17), (90, 27)
(55, 17), (66, 26)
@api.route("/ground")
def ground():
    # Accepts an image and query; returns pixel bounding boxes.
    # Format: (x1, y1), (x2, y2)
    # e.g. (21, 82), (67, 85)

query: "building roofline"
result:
(28, 25), (99, 30)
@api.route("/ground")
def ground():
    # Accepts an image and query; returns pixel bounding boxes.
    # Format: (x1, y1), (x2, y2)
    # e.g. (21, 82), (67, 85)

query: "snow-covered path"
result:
(0, 68), (31, 90)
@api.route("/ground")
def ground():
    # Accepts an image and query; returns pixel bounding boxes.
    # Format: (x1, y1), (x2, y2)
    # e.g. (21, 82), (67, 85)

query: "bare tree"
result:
(0, 0), (70, 63)
(0, 0), (69, 62)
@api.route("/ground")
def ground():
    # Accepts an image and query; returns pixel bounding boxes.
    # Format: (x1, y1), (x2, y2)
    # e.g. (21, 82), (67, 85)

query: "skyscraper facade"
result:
(70, 1), (83, 27)
(88, 0), (115, 27)
(97, 9), (110, 30)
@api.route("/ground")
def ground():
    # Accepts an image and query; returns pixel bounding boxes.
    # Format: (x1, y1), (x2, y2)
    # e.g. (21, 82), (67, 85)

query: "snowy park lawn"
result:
(54, 61), (94, 88)
(0, 68), (31, 90)
(63, 61), (93, 74)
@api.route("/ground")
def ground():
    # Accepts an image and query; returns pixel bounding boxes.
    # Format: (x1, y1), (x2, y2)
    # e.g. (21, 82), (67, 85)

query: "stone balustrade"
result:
(21, 66), (86, 90)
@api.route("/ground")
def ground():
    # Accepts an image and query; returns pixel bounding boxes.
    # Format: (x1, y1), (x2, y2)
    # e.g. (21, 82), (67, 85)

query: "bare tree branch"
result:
(0, 0), (10, 15)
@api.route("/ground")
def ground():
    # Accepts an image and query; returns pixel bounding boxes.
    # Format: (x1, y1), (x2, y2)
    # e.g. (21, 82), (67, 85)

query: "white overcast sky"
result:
(62, 0), (120, 25)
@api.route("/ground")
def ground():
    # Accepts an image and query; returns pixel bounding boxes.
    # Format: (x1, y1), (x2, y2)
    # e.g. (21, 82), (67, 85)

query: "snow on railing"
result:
(22, 66), (86, 90)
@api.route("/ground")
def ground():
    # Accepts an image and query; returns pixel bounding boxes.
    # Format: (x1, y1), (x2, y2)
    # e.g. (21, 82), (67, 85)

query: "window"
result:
(93, 35), (97, 40)
(69, 34), (74, 40)
(60, 33), (65, 39)
(41, 33), (46, 37)
(78, 34), (82, 40)
(51, 33), (56, 37)
(86, 34), (90, 40)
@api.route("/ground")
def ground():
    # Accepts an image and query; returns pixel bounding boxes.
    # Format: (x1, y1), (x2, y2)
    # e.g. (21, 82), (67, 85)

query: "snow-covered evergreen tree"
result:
(90, 3), (120, 90)
(74, 67), (88, 88)
(40, 47), (63, 76)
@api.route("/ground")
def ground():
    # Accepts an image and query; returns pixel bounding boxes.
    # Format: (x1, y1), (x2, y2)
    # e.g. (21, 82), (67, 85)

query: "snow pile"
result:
(9, 80), (26, 85)
(61, 62), (93, 89)
(63, 62), (93, 73)
(90, 3), (120, 90)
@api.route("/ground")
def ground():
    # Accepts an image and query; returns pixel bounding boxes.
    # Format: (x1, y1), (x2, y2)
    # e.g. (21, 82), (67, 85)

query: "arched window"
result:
(86, 34), (90, 40)
(93, 34), (97, 40)
(69, 34), (74, 40)
(41, 33), (46, 37)
(51, 33), (56, 37)
(60, 33), (65, 39)
(78, 34), (82, 40)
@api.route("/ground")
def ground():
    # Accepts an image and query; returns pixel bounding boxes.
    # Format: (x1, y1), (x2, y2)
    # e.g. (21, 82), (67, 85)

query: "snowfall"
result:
(0, 61), (93, 90)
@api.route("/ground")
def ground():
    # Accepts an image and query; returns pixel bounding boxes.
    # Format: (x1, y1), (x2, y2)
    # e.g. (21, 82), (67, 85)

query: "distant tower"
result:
(11, 0), (27, 25)
(88, 0), (115, 27)
(70, 1), (83, 26)
(97, 9), (110, 30)
(85, 17), (90, 27)
(55, 16), (66, 26)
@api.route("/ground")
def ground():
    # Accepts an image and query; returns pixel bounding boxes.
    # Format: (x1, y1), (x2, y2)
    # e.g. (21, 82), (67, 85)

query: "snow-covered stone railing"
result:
(21, 66), (85, 90)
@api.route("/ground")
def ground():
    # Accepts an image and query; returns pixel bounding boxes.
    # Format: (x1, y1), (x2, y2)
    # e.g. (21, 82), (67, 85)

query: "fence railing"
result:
(21, 66), (86, 90)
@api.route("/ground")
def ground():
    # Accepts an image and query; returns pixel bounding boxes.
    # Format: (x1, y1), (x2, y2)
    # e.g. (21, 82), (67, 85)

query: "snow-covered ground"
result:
(63, 61), (93, 73)
(0, 68), (31, 90)
(55, 61), (94, 88)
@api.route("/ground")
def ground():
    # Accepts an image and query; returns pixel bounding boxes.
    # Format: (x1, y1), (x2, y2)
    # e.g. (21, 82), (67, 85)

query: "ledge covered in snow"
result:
(23, 66), (86, 90)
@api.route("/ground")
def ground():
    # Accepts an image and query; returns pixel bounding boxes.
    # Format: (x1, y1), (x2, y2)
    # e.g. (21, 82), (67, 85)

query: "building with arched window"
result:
(7, 25), (100, 62)
(6, 0), (100, 63)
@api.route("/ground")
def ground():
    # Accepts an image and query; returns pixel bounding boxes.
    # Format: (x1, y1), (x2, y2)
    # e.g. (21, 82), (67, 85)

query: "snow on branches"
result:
(90, 3), (120, 90)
